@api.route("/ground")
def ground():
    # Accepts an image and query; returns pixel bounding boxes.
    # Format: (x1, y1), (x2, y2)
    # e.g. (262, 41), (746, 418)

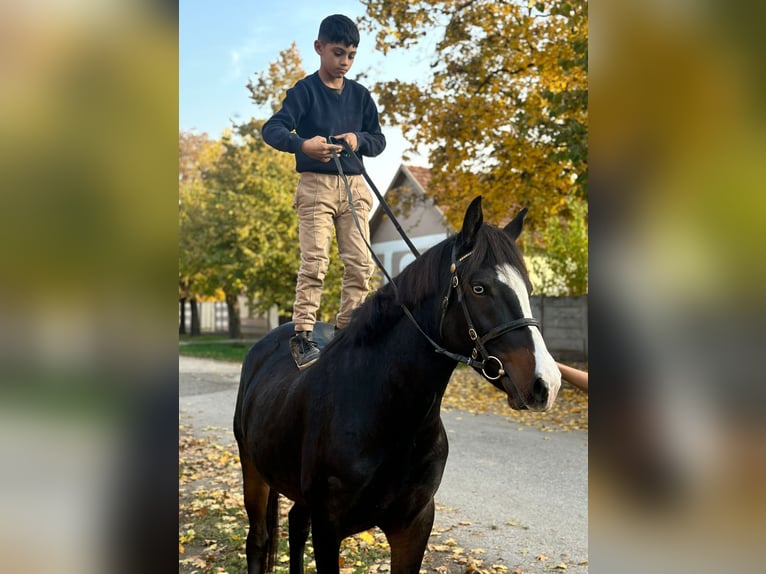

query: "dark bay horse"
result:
(233, 196), (561, 574)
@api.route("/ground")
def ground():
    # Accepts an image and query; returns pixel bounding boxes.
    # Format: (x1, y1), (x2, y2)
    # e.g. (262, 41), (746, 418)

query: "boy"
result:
(262, 14), (386, 369)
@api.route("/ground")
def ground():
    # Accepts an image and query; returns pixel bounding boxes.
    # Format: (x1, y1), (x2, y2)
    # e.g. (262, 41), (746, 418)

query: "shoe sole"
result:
(296, 354), (320, 370)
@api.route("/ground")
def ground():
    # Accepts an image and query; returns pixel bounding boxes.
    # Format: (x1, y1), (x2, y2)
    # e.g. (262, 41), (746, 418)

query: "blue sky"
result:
(179, 0), (435, 189)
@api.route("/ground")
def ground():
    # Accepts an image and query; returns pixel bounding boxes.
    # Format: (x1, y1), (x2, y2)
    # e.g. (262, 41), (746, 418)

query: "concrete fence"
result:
(530, 295), (588, 362)
(180, 295), (588, 361)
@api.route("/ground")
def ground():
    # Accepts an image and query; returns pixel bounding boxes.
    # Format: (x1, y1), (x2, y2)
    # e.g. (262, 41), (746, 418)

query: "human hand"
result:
(332, 132), (358, 152)
(300, 136), (343, 162)
(556, 361), (588, 394)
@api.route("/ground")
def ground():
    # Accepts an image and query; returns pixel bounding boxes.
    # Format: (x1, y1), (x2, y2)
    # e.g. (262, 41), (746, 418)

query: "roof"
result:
(369, 164), (443, 231)
(404, 165), (431, 194)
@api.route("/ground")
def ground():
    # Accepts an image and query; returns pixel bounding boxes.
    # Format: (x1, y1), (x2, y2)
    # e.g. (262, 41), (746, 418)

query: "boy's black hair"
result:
(317, 14), (360, 47)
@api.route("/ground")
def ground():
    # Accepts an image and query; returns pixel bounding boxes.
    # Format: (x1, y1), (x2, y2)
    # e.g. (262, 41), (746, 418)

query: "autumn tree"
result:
(179, 130), (218, 185)
(179, 131), (222, 335)
(529, 194), (588, 295)
(247, 42), (306, 115)
(197, 123), (300, 338)
(360, 0), (587, 235)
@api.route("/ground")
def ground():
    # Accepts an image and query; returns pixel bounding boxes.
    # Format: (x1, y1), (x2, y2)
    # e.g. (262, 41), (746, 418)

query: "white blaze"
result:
(496, 264), (561, 406)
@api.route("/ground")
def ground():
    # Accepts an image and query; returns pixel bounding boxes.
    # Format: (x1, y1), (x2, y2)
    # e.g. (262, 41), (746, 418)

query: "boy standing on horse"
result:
(262, 14), (386, 369)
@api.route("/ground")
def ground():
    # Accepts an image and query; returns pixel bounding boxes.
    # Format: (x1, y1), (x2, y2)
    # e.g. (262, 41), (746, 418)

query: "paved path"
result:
(179, 355), (588, 573)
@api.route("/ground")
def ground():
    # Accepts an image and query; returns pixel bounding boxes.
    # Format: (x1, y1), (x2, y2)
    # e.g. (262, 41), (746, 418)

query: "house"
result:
(369, 164), (452, 279)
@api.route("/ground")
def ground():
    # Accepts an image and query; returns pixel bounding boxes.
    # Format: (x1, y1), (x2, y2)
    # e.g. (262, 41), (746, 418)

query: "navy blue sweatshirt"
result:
(261, 72), (386, 175)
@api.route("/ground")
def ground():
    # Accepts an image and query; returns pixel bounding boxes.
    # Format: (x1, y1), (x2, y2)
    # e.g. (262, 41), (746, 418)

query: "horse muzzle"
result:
(497, 357), (560, 412)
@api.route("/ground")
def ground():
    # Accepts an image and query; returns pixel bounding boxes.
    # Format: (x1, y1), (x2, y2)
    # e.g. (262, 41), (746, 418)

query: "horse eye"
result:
(472, 284), (485, 295)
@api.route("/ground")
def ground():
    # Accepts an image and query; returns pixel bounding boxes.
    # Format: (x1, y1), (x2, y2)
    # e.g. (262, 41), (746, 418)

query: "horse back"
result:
(234, 322), (337, 502)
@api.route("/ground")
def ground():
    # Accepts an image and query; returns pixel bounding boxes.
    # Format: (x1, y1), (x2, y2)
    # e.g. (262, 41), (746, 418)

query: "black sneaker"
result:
(289, 331), (320, 370)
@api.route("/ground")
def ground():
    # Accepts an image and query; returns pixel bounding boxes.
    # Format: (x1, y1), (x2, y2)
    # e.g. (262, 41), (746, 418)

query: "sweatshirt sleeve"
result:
(355, 91), (386, 158)
(261, 83), (308, 155)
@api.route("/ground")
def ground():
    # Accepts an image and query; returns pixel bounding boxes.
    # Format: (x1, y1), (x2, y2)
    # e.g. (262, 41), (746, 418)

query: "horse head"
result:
(440, 196), (561, 411)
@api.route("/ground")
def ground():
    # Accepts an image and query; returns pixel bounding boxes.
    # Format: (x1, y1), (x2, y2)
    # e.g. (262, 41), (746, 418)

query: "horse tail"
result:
(265, 488), (280, 572)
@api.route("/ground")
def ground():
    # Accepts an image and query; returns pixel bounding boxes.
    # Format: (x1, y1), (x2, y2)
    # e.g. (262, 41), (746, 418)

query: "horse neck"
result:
(366, 297), (458, 417)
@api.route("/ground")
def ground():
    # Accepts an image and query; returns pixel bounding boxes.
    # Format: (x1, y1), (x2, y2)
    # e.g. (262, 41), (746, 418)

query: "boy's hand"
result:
(300, 136), (343, 163)
(332, 133), (358, 152)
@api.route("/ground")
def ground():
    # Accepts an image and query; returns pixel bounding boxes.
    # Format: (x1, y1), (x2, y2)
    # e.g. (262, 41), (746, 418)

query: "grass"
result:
(179, 334), (255, 363)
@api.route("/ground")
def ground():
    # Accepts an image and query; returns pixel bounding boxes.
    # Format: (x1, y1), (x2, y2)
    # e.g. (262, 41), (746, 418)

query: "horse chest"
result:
(311, 422), (449, 518)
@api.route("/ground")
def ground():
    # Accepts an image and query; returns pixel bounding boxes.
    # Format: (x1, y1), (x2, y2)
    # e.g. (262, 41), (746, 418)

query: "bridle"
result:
(329, 142), (538, 382)
(437, 243), (540, 380)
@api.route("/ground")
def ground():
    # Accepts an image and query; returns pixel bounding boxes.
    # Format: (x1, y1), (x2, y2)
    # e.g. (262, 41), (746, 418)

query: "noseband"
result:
(438, 244), (539, 380)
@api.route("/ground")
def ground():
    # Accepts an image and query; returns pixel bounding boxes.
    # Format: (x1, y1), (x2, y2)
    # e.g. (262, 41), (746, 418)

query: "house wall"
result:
(372, 233), (449, 279)
(371, 200), (448, 242)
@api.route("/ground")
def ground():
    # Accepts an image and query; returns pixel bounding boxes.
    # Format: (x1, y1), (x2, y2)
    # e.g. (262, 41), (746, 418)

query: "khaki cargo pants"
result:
(292, 172), (374, 332)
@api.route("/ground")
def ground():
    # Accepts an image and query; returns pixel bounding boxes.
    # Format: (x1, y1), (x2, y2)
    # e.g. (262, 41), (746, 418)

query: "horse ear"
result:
(458, 196), (484, 250)
(504, 207), (528, 240)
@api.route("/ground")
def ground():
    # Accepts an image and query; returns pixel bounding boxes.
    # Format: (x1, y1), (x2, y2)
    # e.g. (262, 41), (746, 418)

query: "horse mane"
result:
(343, 221), (530, 345)
(460, 223), (531, 292)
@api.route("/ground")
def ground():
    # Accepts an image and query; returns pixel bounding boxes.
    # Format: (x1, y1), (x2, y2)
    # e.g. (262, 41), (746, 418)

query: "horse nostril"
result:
(533, 377), (549, 405)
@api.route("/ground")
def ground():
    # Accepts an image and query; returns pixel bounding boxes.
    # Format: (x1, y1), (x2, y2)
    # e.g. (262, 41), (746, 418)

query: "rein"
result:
(330, 138), (420, 258)
(330, 142), (538, 380)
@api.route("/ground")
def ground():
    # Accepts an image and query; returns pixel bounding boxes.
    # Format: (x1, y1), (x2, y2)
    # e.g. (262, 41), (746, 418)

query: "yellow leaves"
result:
(504, 519), (530, 530)
(369, 0), (588, 235)
(179, 417), (587, 574)
(442, 367), (588, 432)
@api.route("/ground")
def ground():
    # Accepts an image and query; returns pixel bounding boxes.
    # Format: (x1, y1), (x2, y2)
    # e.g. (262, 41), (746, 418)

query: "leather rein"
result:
(330, 141), (538, 381)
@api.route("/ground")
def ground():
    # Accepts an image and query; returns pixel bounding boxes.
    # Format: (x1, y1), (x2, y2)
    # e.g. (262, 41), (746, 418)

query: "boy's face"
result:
(314, 41), (357, 81)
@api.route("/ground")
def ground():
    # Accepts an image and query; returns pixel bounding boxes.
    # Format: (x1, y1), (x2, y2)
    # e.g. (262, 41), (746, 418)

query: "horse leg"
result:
(382, 498), (435, 574)
(288, 502), (310, 574)
(309, 512), (342, 574)
(239, 452), (277, 574)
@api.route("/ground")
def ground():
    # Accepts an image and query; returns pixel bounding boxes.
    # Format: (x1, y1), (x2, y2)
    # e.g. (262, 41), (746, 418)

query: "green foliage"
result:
(207, 122), (301, 316)
(179, 132), (223, 300)
(178, 124), (302, 323)
(178, 340), (252, 363)
(529, 195), (588, 295)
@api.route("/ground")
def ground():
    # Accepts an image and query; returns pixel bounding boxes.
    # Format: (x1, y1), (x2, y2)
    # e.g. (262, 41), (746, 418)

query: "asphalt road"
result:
(179, 355), (588, 573)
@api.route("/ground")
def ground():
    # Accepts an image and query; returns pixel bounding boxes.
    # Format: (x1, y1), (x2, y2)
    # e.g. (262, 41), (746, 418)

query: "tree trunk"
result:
(226, 292), (242, 339)
(190, 297), (201, 336)
(179, 297), (187, 335)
